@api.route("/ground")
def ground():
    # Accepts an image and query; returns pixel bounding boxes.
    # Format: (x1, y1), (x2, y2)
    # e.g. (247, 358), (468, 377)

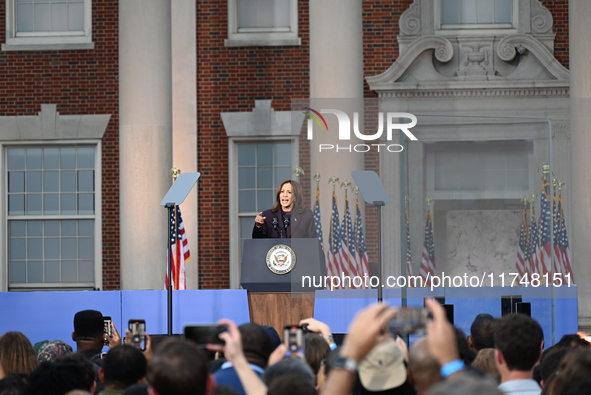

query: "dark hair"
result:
(494, 313), (543, 371)
(102, 345), (147, 389)
(539, 346), (570, 385)
(267, 375), (317, 395)
(0, 373), (29, 395)
(238, 323), (273, 368)
(304, 333), (331, 376)
(263, 358), (315, 387)
(26, 353), (95, 395)
(470, 314), (496, 351)
(271, 180), (305, 214)
(73, 310), (104, 339)
(147, 338), (209, 395)
(549, 348), (591, 395)
(556, 334), (590, 349)
(455, 327), (476, 365)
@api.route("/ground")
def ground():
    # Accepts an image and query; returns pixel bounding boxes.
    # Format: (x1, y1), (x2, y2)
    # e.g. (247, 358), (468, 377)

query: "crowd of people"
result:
(0, 300), (589, 395)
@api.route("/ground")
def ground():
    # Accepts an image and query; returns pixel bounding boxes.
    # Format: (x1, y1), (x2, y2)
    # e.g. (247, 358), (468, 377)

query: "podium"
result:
(241, 238), (326, 334)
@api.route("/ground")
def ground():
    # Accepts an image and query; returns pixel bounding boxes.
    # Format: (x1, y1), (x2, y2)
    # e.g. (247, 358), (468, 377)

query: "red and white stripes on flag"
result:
(419, 210), (436, 284)
(554, 195), (575, 283)
(538, 182), (551, 277)
(341, 196), (359, 280)
(166, 205), (190, 290)
(355, 199), (370, 284)
(327, 193), (347, 286)
(528, 204), (540, 279)
(515, 207), (529, 280)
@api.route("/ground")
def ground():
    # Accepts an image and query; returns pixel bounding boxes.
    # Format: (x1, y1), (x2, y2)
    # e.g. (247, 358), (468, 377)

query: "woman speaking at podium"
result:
(252, 179), (317, 239)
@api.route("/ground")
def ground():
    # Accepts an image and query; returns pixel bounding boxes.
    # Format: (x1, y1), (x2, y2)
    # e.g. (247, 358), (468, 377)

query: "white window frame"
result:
(434, 0), (518, 36)
(228, 136), (299, 288)
(2, 0), (94, 51)
(2, 140), (102, 291)
(225, 0), (301, 47)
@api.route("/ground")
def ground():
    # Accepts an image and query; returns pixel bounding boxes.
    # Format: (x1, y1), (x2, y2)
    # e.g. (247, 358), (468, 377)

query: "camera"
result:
(284, 325), (305, 357)
(128, 319), (146, 351)
(389, 307), (431, 334)
(183, 324), (228, 347)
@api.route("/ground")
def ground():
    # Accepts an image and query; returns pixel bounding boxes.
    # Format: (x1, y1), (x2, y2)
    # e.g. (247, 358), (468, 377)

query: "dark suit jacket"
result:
(252, 208), (318, 239)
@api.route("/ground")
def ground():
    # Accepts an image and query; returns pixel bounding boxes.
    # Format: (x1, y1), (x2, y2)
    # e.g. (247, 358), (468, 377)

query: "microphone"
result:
(284, 216), (290, 230)
(272, 217), (278, 232)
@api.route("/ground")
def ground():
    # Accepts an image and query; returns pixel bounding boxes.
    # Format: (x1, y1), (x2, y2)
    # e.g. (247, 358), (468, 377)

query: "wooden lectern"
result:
(240, 238), (326, 335)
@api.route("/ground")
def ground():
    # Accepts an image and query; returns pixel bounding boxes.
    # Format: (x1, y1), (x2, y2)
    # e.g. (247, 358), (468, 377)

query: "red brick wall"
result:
(196, 1), (311, 289)
(0, 2), (120, 290)
(543, 0), (569, 69)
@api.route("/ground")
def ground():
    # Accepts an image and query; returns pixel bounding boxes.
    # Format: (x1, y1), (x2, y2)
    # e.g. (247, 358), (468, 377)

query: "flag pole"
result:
(166, 167), (181, 335)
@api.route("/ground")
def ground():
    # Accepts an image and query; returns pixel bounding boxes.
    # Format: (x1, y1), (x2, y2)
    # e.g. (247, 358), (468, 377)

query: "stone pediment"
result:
(367, 0), (569, 96)
(366, 33), (569, 94)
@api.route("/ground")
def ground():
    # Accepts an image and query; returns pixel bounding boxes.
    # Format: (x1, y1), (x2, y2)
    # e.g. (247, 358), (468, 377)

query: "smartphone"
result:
(389, 307), (431, 334)
(183, 324), (228, 347)
(284, 325), (305, 357)
(128, 319), (146, 351)
(103, 316), (112, 345)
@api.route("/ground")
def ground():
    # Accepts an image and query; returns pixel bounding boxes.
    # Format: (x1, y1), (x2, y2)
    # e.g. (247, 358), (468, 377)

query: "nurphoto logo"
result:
(303, 107), (418, 153)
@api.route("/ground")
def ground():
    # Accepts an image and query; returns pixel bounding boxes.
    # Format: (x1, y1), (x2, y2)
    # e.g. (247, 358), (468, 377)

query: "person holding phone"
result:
(72, 310), (121, 360)
(252, 179), (317, 239)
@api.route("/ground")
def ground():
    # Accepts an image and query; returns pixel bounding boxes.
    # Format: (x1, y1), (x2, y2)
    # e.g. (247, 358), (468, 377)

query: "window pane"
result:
(238, 0), (290, 29)
(78, 170), (94, 192)
(257, 144), (273, 166)
(61, 238), (77, 259)
(10, 238), (26, 259)
(61, 170), (76, 192)
(26, 148), (43, 169)
(78, 147), (95, 168)
(441, 0), (458, 24)
(45, 238), (60, 259)
(51, 3), (68, 31)
(27, 220), (42, 236)
(27, 171), (42, 192)
(239, 190), (256, 212)
(62, 221), (76, 237)
(45, 196), (61, 219)
(274, 167), (291, 184)
(257, 190), (274, 212)
(495, 0), (512, 23)
(44, 171), (59, 192)
(7, 148), (26, 170)
(44, 148), (60, 169)
(79, 220), (94, 237)
(9, 194), (25, 215)
(44, 220), (60, 236)
(28, 261), (43, 283)
(34, 3), (51, 31)
(26, 194), (43, 215)
(78, 238), (94, 259)
(79, 261), (94, 282)
(274, 143), (291, 166)
(477, 0), (494, 23)
(9, 172), (25, 193)
(10, 221), (26, 237)
(68, 2), (85, 31)
(238, 144), (256, 166)
(10, 261), (26, 283)
(61, 148), (76, 169)
(78, 194), (94, 215)
(17, 3), (34, 32)
(239, 167), (255, 189)
(45, 261), (60, 282)
(62, 261), (77, 282)
(61, 194), (77, 214)
(257, 167), (273, 188)
(27, 238), (43, 260)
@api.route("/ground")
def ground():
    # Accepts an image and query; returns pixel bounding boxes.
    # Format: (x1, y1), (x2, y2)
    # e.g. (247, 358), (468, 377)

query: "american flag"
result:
(313, 187), (324, 248)
(419, 210), (436, 284)
(515, 207), (529, 280)
(556, 196), (575, 283)
(405, 207), (414, 278)
(355, 199), (370, 283)
(341, 196), (359, 279)
(538, 182), (551, 277)
(552, 194), (564, 276)
(166, 205), (190, 290)
(528, 204), (540, 278)
(327, 193), (347, 285)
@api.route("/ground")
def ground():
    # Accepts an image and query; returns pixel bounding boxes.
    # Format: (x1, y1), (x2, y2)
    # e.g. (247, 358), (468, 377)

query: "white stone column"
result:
(172, 0), (198, 289)
(119, 0), (172, 289)
(309, 0), (365, 268)
(569, 0), (591, 330)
